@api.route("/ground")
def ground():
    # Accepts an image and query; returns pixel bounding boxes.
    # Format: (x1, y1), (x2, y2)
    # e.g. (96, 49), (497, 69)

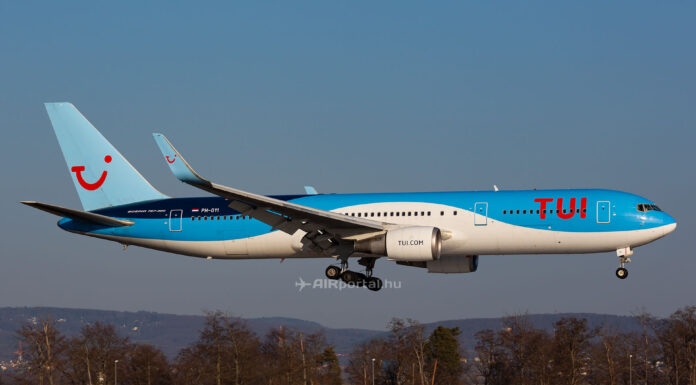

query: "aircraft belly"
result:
(445, 220), (672, 256)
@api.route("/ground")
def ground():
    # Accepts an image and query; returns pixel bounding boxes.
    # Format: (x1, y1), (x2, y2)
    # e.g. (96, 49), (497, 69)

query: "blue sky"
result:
(1, 1), (694, 330)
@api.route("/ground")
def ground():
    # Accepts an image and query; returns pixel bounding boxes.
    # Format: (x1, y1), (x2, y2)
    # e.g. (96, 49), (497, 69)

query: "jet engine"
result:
(354, 227), (442, 261)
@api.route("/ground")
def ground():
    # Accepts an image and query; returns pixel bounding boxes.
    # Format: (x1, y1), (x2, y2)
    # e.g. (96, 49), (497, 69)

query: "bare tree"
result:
(123, 344), (171, 385)
(66, 322), (129, 385)
(172, 311), (261, 385)
(498, 315), (552, 385)
(384, 318), (428, 384)
(260, 326), (338, 385)
(14, 315), (66, 385)
(657, 306), (696, 385)
(550, 317), (597, 385)
(346, 339), (388, 385)
(474, 329), (510, 385)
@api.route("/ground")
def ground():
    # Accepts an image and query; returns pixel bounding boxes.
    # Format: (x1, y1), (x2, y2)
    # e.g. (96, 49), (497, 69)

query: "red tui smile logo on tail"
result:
(165, 154), (177, 164)
(71, 155), (112, 191)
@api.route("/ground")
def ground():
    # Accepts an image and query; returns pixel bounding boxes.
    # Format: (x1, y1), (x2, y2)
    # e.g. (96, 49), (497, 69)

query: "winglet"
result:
(152, 133), (211, 187)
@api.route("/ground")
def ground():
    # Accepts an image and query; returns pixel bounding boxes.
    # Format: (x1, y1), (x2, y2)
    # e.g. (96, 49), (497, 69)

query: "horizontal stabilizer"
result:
(21, 201), (134, 227)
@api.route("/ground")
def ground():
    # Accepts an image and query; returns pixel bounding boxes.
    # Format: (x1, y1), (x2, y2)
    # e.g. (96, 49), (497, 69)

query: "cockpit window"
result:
(637, 203), (662, 212)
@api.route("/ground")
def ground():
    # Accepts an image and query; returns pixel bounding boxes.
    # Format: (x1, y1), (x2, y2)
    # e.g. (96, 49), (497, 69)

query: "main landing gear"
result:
(325, 257), (383, 292)
(615, 247), (633, 280)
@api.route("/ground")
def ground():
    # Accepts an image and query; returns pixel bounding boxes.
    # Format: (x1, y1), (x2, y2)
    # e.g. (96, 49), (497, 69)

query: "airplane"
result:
(295, 277), (311, 292)
(22, 103), (677, 291)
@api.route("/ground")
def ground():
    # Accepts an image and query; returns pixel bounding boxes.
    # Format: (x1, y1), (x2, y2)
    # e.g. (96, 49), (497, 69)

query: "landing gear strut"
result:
(325, 257), (383, 291)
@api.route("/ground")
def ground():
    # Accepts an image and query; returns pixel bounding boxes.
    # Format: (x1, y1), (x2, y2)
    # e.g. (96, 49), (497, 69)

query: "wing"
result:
(153, 133), (391, 256)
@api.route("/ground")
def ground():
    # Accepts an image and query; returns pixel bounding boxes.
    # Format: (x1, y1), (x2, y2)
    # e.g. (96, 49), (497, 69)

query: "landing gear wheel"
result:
(615, 267), (628, 279)
(325, 265), (341, 280)
(340, 270), (356, 283)
(353, 272), (367, 287)
(366, 277), (383, 292)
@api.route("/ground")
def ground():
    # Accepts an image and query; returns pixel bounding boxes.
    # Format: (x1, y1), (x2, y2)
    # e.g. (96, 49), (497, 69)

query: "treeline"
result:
(2, 306), (696, 385)
(1, 311), (340, 385)
(346, 306), (696, 385)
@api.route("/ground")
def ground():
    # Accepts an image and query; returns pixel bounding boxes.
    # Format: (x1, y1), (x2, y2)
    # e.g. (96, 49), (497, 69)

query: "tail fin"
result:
(45, 103), (168, 211)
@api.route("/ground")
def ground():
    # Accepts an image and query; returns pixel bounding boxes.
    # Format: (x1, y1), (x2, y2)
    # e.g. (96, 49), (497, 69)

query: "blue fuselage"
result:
(58, 189), (676, 260)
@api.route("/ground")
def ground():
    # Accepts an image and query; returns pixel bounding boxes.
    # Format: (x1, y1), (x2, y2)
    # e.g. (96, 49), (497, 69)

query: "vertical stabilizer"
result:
(45, 102), (168, 211)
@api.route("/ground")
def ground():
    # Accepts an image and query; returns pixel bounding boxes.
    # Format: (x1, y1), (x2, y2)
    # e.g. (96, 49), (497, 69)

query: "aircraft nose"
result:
(662, 220), (677, 236)
(660, 212), (677, 236)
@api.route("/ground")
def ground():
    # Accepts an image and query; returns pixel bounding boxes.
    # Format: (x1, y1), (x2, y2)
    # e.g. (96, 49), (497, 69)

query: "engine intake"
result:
(354, 227), (442, 261)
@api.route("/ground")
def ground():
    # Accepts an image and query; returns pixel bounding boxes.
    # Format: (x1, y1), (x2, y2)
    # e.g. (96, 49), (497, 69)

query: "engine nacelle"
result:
(354, 227), (442, 262)
(427, 255), (478, 273)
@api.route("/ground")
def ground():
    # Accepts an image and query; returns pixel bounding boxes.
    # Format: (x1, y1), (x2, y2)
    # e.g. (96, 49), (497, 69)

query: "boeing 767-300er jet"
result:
(22, 103), (677, 291)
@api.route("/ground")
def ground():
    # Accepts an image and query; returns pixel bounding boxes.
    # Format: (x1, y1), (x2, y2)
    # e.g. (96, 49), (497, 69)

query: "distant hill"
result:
(0, 307), (644, 363)
(0, 307), (383, 361)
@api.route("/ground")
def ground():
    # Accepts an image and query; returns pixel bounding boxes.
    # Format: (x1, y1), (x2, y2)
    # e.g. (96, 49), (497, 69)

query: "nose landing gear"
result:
(615, 247), (633, 280)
